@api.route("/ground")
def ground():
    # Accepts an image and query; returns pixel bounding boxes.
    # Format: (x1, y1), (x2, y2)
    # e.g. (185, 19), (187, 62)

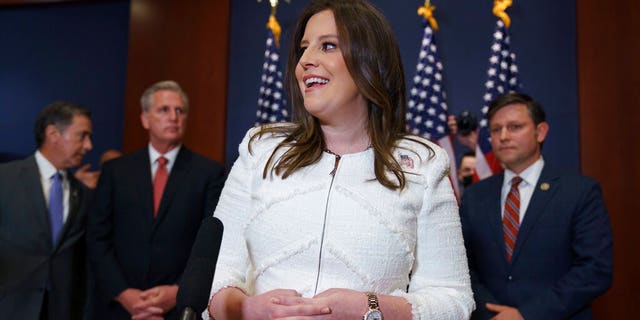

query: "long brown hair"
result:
(251, 0), (432, 190)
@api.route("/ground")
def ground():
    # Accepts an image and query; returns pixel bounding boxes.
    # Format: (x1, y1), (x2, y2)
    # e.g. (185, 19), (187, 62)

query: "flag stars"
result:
(407, 24), (450, 141)
(486, 80), (494, 89)
(256, 31), (289, 125)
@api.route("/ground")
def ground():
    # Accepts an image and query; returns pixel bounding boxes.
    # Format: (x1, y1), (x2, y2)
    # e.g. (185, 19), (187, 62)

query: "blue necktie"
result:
(49, 172), (63, 244)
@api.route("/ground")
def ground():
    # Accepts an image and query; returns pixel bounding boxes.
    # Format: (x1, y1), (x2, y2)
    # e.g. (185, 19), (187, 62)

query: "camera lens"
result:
(455, 110), (478, 136)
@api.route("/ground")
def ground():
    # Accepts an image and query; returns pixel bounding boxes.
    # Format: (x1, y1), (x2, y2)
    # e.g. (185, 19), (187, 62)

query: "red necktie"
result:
(153, 156), (168, 217)
(503, 176), (523, 262)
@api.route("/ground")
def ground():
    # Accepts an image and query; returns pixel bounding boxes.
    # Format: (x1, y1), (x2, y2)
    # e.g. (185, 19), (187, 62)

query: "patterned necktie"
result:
(153, 156), (168, 217)
(49, 172), (63, 244)
(503, 176), (523, 262)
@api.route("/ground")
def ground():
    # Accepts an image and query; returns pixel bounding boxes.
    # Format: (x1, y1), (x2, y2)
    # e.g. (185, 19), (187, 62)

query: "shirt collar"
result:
(148, 143), (181, 165)
(503, 156), (545, 187)
(35, 150), (65, 180)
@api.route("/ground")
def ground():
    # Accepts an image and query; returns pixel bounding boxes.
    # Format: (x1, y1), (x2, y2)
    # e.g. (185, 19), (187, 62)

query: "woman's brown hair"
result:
(251, 0), (432, 190)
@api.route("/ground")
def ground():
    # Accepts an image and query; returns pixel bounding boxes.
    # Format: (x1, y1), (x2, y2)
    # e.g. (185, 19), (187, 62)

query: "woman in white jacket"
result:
(207, 1), (474, 319)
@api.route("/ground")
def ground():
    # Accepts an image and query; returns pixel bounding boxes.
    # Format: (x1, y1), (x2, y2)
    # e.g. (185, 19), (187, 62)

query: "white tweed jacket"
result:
(207, 127), (474, 319)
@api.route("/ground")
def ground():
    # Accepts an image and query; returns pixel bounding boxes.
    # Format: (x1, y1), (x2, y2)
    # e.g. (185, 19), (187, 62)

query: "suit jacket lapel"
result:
(138, 150), (155, 226)
(511, 165), (559, 264)
(484, 173), (509, 264)
(22, 157), (52, 247)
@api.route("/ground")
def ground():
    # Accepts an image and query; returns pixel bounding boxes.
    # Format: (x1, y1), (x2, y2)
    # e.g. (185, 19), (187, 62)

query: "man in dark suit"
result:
(87, 80), (226, 320)
(460, 93), (613, 320)
(0, 102), (94, 319)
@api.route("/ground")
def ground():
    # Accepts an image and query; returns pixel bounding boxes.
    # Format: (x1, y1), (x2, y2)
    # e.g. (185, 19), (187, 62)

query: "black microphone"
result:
(177, 216), (224, 320)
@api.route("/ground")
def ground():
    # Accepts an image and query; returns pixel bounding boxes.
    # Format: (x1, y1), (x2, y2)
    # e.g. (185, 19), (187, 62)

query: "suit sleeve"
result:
(518, 179), (613, 319)
(86, 162), (130, 302)
(203, 161), (227, 220)
(459, 192), (500, 318)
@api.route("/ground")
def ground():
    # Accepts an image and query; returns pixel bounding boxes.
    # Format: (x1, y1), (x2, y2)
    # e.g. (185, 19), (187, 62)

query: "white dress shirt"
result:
(501, 157), (545, 222)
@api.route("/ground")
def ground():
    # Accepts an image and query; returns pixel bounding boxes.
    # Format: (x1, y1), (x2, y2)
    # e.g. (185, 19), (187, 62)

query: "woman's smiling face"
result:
(295, 9), (367, 126)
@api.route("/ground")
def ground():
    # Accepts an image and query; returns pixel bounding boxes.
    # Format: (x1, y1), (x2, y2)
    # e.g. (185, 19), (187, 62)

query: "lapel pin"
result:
(540, 182), (550, 191)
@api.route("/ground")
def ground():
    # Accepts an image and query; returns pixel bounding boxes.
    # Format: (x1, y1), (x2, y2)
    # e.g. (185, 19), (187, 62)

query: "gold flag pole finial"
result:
(493, 0), (513, 28)
(258, 0), (289, 48)
(417, 0), (438, 30)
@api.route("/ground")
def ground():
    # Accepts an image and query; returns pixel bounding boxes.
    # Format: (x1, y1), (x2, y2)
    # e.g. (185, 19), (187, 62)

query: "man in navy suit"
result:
(87, 81), (226, 319)
(0, 102), (93, 319)
(460, 93), (613, 319)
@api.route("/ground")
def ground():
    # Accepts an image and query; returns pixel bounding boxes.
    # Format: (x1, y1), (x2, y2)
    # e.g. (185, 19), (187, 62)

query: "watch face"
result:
(364, 310), (383, 320)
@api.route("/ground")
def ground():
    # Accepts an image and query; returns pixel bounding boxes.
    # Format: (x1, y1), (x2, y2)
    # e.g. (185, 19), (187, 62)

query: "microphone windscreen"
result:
(176, 216), (224, 314)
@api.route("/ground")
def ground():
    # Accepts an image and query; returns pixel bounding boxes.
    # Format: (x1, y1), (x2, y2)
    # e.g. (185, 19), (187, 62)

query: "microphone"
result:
(177, 216), (224, 320)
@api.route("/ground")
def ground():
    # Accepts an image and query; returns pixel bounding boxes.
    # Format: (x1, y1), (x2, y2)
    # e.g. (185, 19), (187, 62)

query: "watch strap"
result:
(365, 292), (380, 310)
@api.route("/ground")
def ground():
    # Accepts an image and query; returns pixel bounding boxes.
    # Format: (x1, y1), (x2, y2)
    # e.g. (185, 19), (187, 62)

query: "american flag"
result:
(255, 28), (289, 125)
(474, 19), (521, 180)
(407, 20), (460, 200)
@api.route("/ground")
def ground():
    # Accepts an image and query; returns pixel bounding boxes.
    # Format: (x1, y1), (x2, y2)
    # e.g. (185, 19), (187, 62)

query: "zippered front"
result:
(313, 153), (341, 295)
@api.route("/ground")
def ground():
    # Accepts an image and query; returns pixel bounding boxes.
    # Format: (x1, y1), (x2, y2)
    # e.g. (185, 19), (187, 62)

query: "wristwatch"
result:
(363, 292), (383, 320)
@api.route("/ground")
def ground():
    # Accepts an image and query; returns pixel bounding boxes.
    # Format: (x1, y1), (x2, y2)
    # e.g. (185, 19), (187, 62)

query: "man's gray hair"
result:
(140, 80), (189, 112)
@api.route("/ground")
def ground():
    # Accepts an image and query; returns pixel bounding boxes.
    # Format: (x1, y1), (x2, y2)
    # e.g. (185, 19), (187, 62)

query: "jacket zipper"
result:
(313, 153), (341, 295)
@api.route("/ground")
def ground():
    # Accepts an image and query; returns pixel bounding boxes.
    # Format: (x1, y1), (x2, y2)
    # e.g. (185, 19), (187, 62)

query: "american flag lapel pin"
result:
(400, 154), (414, 169)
